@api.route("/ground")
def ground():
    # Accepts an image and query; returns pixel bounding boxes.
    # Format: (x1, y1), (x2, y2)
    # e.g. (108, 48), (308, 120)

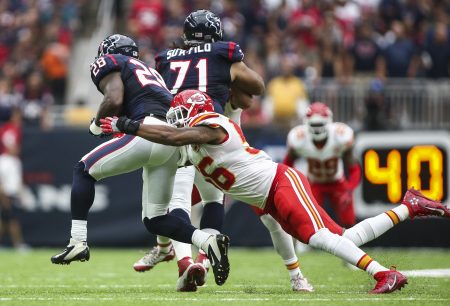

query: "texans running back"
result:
(101, 89), (450, 294)
(284, 102), (361, 228)
(50, 35), (230, 287)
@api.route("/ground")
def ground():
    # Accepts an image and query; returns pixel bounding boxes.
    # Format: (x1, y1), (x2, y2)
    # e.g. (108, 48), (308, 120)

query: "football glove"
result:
(89, 118), (111, 138)
(100, 116), (140, 135)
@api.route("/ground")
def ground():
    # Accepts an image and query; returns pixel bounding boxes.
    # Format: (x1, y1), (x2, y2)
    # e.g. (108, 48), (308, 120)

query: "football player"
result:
(131, 9), (311, 292)
(101, 89), (450, 294)
(283, 102), (360, 228)
(50, 36), (230, 287)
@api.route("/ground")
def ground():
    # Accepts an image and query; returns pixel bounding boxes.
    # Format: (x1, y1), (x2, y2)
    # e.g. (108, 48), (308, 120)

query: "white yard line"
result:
(401, 269), (450, 278)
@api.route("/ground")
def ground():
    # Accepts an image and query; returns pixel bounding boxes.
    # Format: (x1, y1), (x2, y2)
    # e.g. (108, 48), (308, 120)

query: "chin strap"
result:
(347, 163), (362, 190)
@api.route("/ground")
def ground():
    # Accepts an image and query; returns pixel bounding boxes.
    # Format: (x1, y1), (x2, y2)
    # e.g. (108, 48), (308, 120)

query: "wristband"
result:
(117, 117), (140, 135)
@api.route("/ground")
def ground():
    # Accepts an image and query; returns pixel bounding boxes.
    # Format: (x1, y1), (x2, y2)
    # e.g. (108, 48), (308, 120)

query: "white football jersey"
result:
(187, 113), (278, 209)
(287, 122), (354, 183)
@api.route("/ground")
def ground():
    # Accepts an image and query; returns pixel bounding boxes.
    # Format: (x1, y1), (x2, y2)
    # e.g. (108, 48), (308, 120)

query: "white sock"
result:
(202, 228), (220, 235)
(71, 220), (87, 242)
(172, 240), (192, 260)
(366, 261), (389, 276)
(191, 229), (213, 252)
(284, 258), (303, 278)
(343, 205), (409, 247)
(156, 236), (172, 253)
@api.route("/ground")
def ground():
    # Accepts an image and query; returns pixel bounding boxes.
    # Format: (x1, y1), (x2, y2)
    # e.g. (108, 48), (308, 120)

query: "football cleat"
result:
(51, 238), (90, 265)
(402, 188), (450, 219)
(370, 268), (408, 294)
(133, 245), (175, 272)
(205, 234), (230, 286)
(291, 274), (314, 292)
(195, 252), (210, 271)
(176, 258), (207, 292)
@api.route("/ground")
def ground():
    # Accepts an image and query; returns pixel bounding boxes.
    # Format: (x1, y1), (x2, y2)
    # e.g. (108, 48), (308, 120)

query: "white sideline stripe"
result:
(401, 269), (450, 278)
(0, 297), (449, 302)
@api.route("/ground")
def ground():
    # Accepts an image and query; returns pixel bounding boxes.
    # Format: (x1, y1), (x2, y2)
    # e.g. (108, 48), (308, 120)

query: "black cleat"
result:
(206, 234), (230, 286)
(51, 238), (90, 265)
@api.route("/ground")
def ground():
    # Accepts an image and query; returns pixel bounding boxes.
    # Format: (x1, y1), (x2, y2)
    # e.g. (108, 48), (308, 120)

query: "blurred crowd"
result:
(0, 0), (449, 132)
(0, 0), (86, 131)
(124, 0), (450, 130)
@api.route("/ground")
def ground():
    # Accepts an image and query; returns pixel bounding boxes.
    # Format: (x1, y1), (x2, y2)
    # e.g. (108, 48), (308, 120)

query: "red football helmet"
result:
(166, 90), (215, 127)
(304, 102), (333, 141)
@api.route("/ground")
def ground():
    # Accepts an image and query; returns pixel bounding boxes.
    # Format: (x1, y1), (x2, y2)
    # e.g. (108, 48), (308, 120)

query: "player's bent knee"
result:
(142, 202), (168, 220)
(260, 214), (282, 232)
(74, 161), (96, 181)
(308, 228), (341, 253)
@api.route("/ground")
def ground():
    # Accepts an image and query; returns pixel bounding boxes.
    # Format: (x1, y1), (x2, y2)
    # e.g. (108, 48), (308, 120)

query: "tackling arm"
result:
(100, 116), (227, 146)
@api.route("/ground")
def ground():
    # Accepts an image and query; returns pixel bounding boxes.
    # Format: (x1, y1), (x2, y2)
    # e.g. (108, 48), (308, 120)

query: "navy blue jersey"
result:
(155, 41), (244, 114)
(90, 54), (172, 121)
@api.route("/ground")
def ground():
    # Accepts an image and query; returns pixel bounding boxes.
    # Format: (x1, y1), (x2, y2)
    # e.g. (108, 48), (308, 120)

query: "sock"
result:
(172, 240), (192, 261)
(71, 162), (96, 220)
(362, 256), (389, 275)
(284, 258), (303, 279)
(309, 228), (386, 275)
(71, 220), (87, 241)
(156, 236), (172, 253)
(200, 202), (224, 232)
(343, 204), (409, 246)
(191, 229), (213, 252)
(143, 215), (196, 243)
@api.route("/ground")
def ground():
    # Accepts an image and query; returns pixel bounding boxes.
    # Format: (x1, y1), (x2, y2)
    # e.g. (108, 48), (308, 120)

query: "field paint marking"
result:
(401, 269), (450, 278)
(1, 297), (450, 302)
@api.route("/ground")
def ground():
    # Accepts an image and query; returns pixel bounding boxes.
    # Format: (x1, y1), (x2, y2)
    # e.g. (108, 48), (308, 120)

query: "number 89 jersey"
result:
(287, 123), (354, 184)
(187, 113), (278, 209)
(155, 41), (244, 114)
(90, 54), (173, 121)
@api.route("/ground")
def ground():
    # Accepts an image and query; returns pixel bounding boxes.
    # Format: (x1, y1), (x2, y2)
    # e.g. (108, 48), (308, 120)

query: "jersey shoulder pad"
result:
(213, 41), (244, 63)
(287, 125), (308, 149)
(90, 54), (125, 89)
(188, 112), (222, 128)
(155, 50), (168, 66)
(332, 122), (354, 149)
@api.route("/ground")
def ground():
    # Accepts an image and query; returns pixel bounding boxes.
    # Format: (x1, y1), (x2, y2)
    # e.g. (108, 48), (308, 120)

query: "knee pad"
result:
(74, 161), (96, 181)
(260, 214), (282, 233)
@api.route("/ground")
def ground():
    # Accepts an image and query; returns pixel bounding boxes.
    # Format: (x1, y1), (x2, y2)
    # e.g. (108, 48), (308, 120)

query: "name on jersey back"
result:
(166, 43), (212, 60)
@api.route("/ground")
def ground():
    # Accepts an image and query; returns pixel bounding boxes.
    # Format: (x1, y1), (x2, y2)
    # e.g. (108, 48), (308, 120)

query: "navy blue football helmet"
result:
(183, 10), (223, 46)
(97, 34), (139, 59)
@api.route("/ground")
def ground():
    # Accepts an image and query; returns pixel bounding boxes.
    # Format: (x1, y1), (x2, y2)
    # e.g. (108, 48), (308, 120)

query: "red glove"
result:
(346, 163), (361, 190)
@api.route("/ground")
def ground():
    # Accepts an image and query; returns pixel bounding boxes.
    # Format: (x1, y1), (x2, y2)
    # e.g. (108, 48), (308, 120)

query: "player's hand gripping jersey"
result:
(187, 113), (277, 209)
(90, 53), (173, 120)
(287, 123), (354, 184)
(155, 41), (244, 114)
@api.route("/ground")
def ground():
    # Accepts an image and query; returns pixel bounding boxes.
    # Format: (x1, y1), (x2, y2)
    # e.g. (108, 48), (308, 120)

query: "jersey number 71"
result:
(169, 59), (207, 94)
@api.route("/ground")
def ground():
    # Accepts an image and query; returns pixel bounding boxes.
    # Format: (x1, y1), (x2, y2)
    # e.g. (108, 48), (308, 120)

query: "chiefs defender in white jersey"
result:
(283, 102), (361, 228)
(100, 89), (450, 294)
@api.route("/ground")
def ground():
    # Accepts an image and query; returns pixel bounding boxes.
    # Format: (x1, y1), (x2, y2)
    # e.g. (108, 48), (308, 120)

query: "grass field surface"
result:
(1, 248), (449, 305)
